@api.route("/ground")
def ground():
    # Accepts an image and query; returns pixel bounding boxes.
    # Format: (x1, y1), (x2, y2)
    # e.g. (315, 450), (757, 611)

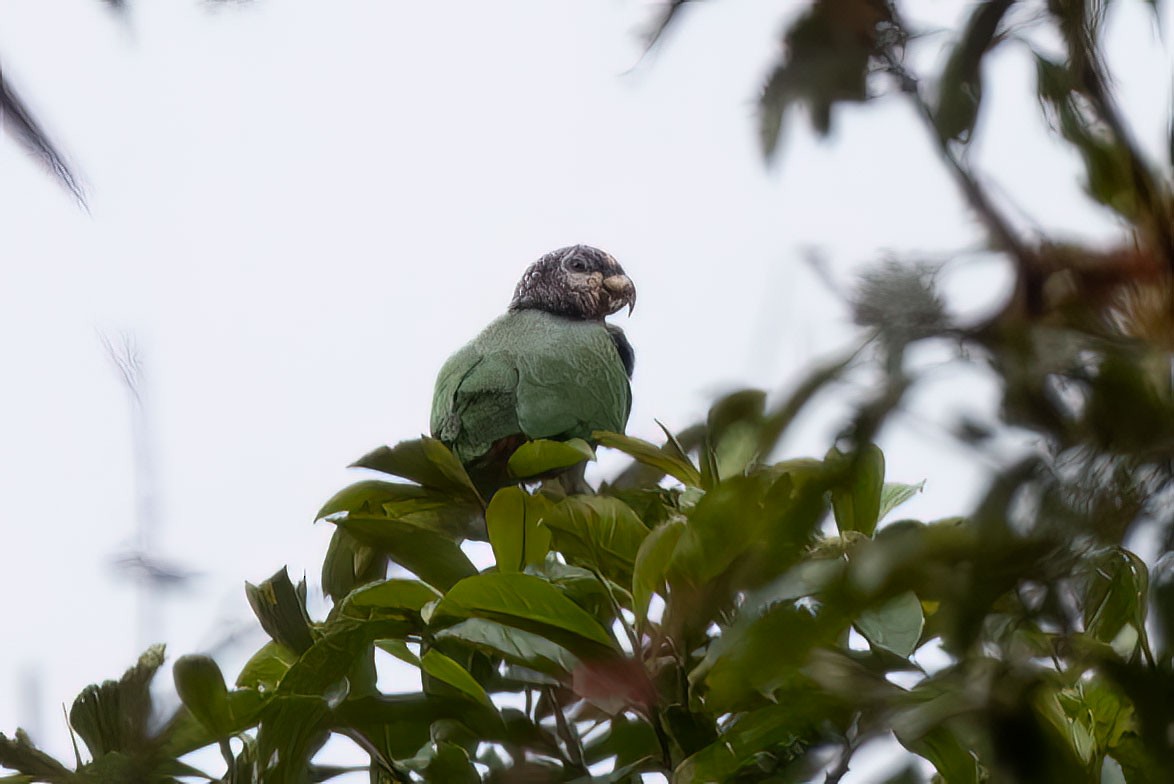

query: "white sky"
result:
(1, 0), (1169, 780)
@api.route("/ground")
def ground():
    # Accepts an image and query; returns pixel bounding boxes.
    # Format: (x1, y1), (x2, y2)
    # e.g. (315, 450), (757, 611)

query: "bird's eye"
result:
(568, 259), (588, 272)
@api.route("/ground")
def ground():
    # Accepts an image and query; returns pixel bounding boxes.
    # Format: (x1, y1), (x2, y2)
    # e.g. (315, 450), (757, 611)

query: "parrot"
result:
(430, 245), (637, 494)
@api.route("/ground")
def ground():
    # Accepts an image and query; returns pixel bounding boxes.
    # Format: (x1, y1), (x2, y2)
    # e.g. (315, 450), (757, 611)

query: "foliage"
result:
(4, 0), (1174, 782)
(3, 403), (1171, 782)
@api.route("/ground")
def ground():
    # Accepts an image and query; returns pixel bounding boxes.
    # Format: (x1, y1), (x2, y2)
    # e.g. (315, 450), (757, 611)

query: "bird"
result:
(430, 245), (637, 496)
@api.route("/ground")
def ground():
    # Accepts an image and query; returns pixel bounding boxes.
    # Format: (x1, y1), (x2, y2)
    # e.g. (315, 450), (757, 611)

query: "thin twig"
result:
(592, 567), (640, 654)
(1058, 11), (1174, 268)
(0, 62), (87, 208)
(877, 11), (1041, 317)
(589, 567), (673, 769)
(339, 728), (410, 782)
(880, 46), (1031, 266)
(648, 708), (675, 772)
(824, 719), (861, 784)
(545, 686), (586, 772)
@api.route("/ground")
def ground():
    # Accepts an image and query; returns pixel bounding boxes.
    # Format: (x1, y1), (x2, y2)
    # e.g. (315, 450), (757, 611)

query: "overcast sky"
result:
(1, 0), (1169, 779)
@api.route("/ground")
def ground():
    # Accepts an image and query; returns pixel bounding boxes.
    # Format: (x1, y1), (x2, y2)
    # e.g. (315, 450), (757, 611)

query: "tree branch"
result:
(1054, 3), (1174, 268)
(876, 13), (1041, 315)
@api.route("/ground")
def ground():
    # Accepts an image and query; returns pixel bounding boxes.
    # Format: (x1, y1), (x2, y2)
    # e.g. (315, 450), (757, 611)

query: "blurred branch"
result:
(876, 7), (1040, 315)
(2, 0), (253, 207)
(0, 61), (86, 207)
(100, 330), (144, 405)
(1048, 0), (1174, 267)
(645, 1), (694, 52)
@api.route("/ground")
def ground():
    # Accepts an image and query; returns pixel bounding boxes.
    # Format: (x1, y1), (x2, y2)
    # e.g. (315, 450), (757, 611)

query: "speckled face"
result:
(509, 245), (636, 320)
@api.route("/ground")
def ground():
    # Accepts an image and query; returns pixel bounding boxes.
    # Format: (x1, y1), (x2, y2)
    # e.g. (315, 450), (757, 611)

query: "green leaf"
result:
(317, 478), (428, 520)
(341, 578), (442, 616)
(69, 645), (164, 758)
(161, 691), (269, 758)
(752, 557), (845, 607)
(594, 431), (702, 487)
(666, 475), (764, 588)
(895, 724), (980, 784)
(707, 389), (767, 481)
(933, 0), (1011, 143)
(434, 619), (578, 676)
(0, 730), (73, 782)
(352, 437), (482, 502)
(333, 515), (477, 592)
(335, 694), (502, 762)
(540, 495), (649, 584)
(421, 649), (495, 709)
(609, 423), (705, 490)
(673, 703), (826, 783)
(255, 695), (332, 783)
(656, 419), (694, 466)
(668, 467), (828, 592)
(698, 441), (720, 492)
(1082, 547), (1149, 657)
(172, 655), (232, 736)
(537, 557), (617, 622)
(1047, 685), (1098, 765)
(758, 1), (889, 152)
(1045, 677), (1137, 767)
(829, 443), (885, 536)
(1110, 731), (1168, 784)
(632, 519), (685, 624)
(236, 641), (299, 691)
(245, 567), (316, 654)
(320, 475), (485, 540)
(692, 601), (850, 712)
(433, 573), (618, 657)
(508, 438), (595, 478)
(375, 638), (420, 666)
(279, 617), (412, 697)
(878, 480), (925, 521)
(855, 590), (925, 658)
(320, 527), (388, 605)
(424, 743), (480, 784)
(486, 487), (553, 573)
(1034, 55), (1140, 220)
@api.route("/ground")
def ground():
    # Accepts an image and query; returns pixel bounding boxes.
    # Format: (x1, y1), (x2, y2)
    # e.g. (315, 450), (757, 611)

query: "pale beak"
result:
(602, 274), (636, 316)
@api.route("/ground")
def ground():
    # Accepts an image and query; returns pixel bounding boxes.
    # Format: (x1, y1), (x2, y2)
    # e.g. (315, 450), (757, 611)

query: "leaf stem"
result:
(545, 686), (587, 772)
(593, 567), (640, 654)
(339, 728), (410, 782)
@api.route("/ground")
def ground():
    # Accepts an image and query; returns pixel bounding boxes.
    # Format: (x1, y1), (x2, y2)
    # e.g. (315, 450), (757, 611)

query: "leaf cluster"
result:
(5, 363), (1172, 783)
(5, 1), (1174, 782)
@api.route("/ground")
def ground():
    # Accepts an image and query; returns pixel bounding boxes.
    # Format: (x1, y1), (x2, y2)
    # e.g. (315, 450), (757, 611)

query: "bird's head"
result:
(509, 245), (636, 320)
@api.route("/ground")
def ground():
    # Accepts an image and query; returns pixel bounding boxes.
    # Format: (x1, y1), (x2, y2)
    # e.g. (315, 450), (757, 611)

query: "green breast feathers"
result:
(429, 245), (636, 487)
(431, 309), (632, 464)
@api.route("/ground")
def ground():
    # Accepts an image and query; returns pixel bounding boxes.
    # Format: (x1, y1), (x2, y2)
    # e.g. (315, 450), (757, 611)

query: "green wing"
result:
(430, 343), (521, 465)
(430, 311), (631, 465)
